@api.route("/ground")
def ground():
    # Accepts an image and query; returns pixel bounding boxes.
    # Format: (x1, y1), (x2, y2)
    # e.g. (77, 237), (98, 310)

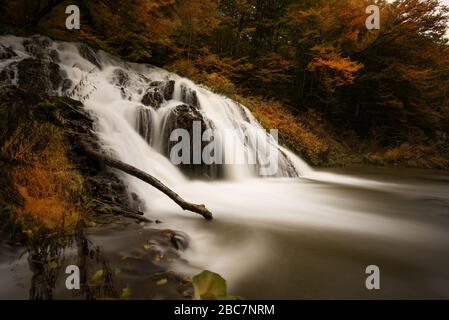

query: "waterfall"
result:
(0, 35), (311, 184)
(0, 35), (317, 234)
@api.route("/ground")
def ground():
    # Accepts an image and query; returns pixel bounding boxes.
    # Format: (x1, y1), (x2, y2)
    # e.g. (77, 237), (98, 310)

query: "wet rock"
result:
(49, 49), (60, 63)
(23, 36), (52, 59)
(162, 104), (222, 179)
(0, 45), (17, 60)
(180, 84), (199, 108)
(78, 44), (102, 69)
(160, 230), (189, 251)
(164, 80), (175, 100)
(172, 233), (189, 251)
(8, 58), (65, 94)
(61, 78), (73, 92)
(112, 69), (129, 87)
(111, 69), (130, 99)
(141, 89), (164, 109)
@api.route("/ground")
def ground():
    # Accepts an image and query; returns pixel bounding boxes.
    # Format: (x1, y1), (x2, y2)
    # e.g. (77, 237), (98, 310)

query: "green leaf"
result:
(192, 270), (227, 300)
(121, 286), (131, 300)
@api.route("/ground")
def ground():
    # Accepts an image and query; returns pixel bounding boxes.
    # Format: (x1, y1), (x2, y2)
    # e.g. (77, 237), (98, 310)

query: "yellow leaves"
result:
(254, 53), (294, 85)
(8, 121), (84, 231)
(308, 45), (363, 92)
(89, 269), (104, 286)
(47, 259), (59, 270)
(166, 54), (239, 95)
(245, 97), (341, 165)
(143, 242), (154, 251)
(156, 278), (168, 286)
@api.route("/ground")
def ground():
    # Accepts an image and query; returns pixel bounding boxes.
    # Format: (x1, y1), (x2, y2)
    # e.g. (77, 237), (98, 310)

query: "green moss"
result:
(37, 99), (58, 113)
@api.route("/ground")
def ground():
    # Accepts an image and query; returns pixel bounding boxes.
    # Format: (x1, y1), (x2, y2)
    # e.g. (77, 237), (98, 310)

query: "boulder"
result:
(19, 59), (64, 94)
(162, 104), (222, 179)
(141, 89), (164, 109)
(1, 58), (66, 95)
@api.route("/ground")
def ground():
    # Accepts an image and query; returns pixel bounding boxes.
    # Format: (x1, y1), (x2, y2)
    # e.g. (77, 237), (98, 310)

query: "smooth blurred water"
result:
(152, 166), (449, 299)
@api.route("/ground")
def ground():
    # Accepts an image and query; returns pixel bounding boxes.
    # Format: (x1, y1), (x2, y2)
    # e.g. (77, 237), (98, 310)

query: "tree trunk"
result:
(83, 147), (213, 220)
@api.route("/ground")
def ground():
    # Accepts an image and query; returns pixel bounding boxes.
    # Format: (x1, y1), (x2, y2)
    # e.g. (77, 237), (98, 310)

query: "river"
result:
(153, 166), (449, 299)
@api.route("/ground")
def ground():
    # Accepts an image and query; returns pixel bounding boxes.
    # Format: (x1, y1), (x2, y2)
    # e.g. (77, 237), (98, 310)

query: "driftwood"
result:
(84, 147), (213, 220)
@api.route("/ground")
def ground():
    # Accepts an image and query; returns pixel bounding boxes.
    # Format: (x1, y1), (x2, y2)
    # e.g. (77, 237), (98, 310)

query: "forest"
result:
(2, 0), (449, 168)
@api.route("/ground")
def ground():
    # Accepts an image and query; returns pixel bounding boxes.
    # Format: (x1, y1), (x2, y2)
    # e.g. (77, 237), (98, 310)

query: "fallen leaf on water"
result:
(89, 269), (104, 285)
(156, 278), (168, 286)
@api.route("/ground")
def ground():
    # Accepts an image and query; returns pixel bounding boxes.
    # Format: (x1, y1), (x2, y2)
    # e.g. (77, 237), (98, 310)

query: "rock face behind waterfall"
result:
(161, 104), (223, 179)
(2, 58), (66, 94)
(133, 76), (223, 179)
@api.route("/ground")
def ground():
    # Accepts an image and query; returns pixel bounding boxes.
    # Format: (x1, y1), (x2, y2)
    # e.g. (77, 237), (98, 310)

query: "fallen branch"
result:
(84, 146), (213, 220)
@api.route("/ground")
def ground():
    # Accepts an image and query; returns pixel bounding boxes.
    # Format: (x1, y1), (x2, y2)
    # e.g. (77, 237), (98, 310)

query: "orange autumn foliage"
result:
(4, 123), (84, 231)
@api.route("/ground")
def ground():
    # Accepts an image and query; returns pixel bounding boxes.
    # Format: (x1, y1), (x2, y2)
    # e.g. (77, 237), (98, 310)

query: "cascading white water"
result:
(4, 36), (449, 299)
(0, 35), (311, 183)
